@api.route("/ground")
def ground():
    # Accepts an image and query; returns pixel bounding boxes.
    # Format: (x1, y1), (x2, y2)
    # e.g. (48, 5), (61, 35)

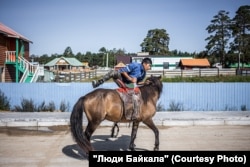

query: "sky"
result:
(1, 0), (249, 56)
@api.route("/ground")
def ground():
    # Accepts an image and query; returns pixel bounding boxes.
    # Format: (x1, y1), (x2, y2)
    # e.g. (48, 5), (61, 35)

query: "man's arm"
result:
(120, 72), (137, 83)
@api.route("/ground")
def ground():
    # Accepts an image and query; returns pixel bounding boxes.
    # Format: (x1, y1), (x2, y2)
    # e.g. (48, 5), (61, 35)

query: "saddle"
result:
(115, 79), (141, 121)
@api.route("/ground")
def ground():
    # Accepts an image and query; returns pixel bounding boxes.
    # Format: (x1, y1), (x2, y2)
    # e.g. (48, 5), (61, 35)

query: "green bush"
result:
(14, 98), (36, 112)
(13, 98), (69, 112)
(37, 101), (56, 112)
(156, 102), (166, 111)
(47, 101), (56, 112)
(167, 100), (184, 111)
(60, 100), (70, 112)
(0, 89), (11, 111)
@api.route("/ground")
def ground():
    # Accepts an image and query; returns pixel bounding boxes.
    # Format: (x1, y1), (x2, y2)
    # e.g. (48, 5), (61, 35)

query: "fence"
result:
(0, 82), (249, 112)
(237, 68), (250, 76)
(49, 68), (238, 82)
(54, 70), (97, 82)
(147, 68), (236, 78)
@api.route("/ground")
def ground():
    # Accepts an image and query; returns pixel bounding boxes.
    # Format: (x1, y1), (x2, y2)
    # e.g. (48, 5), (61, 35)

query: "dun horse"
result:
(70, 75), (163, 154)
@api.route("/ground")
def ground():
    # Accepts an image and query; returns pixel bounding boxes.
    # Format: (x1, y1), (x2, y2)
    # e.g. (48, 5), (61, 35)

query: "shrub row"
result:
(0, 89), (70, 112)
(162, 76), (250, 82)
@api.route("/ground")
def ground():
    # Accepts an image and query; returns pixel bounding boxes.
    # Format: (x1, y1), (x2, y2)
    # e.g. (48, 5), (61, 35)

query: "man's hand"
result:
(129, 77), (137, 83)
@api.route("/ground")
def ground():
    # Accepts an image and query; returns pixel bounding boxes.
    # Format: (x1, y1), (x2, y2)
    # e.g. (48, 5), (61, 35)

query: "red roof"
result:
(0, 22), (32, 43)
(180, 59), (210, 67)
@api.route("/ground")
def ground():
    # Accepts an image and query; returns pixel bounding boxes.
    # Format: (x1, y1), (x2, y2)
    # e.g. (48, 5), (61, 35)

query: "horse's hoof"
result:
(129, 148), (135, 151)
(129, 145), (136, 151)
(154, 147), (159, 151)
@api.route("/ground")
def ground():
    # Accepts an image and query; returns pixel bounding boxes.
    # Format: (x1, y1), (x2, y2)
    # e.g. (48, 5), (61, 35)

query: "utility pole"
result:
(106, 53), (109, 68)
(238, 52), (241, 69)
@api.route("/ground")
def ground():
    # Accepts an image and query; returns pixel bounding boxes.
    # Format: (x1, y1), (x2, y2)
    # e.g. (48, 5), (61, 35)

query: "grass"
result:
(84, 75), (250, 83)
(162, 75), (250, 82)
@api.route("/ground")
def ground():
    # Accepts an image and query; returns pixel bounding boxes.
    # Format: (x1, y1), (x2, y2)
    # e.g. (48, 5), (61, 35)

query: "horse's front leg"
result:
(129, 121), (139, 151)
(143, 118), (159, 151)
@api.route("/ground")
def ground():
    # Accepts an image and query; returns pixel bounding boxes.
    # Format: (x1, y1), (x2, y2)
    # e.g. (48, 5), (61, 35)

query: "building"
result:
(132, 55), (193, 70)
(0, 22), (38, 82)
(116, 55), (132, 65)
(179, 58), (210, 69)
(114, 61), (126, 70)
(44, 57), (84, 71)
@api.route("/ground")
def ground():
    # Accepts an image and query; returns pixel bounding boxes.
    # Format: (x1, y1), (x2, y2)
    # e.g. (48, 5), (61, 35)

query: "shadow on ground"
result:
(62, 134), (148, 160)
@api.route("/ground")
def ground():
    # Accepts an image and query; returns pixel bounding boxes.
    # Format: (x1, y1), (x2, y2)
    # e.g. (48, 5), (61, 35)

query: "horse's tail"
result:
(70, 96), (92, 153)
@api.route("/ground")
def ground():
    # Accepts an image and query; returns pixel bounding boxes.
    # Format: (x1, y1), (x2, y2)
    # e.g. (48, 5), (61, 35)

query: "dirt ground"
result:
(0, 125), (250, 167)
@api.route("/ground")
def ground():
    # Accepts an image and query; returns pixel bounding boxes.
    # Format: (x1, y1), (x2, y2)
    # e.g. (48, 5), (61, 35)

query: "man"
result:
(91, 57), (152, 120)
(92, 57), (152, 88)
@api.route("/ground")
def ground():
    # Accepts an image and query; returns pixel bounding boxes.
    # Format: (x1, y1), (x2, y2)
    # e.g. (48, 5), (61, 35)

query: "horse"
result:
(70, 75), (163, 154)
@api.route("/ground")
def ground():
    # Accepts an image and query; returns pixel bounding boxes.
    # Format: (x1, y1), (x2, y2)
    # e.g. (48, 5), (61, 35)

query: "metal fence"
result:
(0, 82), (249, 111)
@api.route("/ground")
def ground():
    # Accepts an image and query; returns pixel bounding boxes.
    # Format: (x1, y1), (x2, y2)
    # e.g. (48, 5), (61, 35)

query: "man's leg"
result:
(92, 70), (120, 88)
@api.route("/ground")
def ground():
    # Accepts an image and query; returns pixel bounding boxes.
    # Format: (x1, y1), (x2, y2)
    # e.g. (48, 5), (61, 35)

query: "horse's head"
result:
(143, 75), (163, 95)
(144, 75), (162, 85)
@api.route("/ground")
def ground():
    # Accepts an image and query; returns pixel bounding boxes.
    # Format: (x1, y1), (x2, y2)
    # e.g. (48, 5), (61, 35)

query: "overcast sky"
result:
(1, 0), (249, 56)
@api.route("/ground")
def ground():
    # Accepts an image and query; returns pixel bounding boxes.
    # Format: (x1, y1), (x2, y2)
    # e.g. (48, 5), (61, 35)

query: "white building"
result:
(132, 55), (193, 70)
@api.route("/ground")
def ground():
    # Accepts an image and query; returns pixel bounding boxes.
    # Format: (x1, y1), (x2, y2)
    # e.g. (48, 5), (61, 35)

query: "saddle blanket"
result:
(116, 87), (141, 120)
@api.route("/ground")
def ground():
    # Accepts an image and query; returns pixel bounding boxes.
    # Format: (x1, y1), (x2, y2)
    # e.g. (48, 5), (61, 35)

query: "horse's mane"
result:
(139, 76), (163, 104)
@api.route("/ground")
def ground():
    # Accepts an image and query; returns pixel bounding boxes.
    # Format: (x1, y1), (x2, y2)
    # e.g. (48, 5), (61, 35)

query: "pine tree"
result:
(205, 10), (232, 67)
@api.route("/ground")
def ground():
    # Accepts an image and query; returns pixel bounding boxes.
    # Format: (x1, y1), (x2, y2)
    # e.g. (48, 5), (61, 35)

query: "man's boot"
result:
(92, 79), (104, 88)
(92, 70), (120, 88)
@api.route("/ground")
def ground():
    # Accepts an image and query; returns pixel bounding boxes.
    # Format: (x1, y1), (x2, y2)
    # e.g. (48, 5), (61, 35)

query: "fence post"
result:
(80, 72), (82, 81)
(56, 71), (59, 82)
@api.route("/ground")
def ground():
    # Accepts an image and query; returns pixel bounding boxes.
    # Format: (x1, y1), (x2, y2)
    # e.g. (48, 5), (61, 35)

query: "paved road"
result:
(0, 125), (250, 167)
(0, 111), (250, 166)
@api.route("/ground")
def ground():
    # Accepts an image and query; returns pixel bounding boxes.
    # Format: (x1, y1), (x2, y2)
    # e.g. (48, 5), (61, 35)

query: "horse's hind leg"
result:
(129, 121), (139, 151)
(85, 121), (101, 150)
(143, 118), (159, 151)
(111, 123), (119, 138)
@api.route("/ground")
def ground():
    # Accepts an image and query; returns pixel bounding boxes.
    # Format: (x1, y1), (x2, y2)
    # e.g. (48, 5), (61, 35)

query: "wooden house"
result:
(179, 58), (210, 69)
(44, 57), (84, 71)
(114, 61), (126, 70)
(0, 22), (35, 82)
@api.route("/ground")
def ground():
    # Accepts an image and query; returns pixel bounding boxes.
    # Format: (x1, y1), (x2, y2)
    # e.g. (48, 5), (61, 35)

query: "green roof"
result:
(45, 57), (83, 66)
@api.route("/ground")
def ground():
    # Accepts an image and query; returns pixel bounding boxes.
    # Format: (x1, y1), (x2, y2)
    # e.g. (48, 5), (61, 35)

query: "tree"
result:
(205, 10), (232, 67)
(231, 5), (250, 67)
(140, 29), (170, 55)
(75, 52), (83, 61)
(98, 47), (107, 66)
(63, 46), (74, 57)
